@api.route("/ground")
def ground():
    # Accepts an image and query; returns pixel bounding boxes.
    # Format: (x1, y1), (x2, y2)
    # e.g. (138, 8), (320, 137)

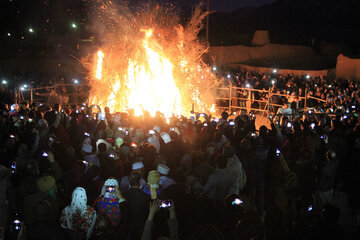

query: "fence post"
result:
(228, 81), (232, 113)
(30, 89), (33, 103)
(268, 88), (271, 116)
(304, 88), (307, 112)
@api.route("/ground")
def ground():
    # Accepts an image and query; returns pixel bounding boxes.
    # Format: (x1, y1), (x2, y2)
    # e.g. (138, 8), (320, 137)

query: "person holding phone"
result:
(141, 199), (179, 240)
(94, 179), (124, 227)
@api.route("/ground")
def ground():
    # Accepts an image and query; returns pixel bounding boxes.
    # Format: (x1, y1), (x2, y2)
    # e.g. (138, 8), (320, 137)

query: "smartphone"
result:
(13, 219), (21, 231)
(126, 130), (129, 135)
(100, 113), (105, 120)
(159, 200), (172, 208)
(307, 205), (313, 212)
(214, 118), (219, 122)
(82, 160), (89, 166)
(104, 186), (116, 198)
(310, 123), (315, 129)
(11, 162), (16, 173)
(149, 130), (155, 135)
(203, 123), (208, 127)
(352, 105), (356, 109)
(251, 133), (256, 137)
(84, 132), (90, 137)
(229, 121), (235, 126)
(55, 111), (58, 114)
(287, 122), (292, 128)
(276, 149), (280, 157)
(199, 113), (205, 117)
(130, 143), (137, 148)
(320, 135), (326, 139)
(190, 114), (194, 120)
(9, 134), (15, 139)
(109, 154), (115, 158)
(42, 152), (48, 157)
(49, 137), (54, 142)
(170, 128), (175, 131)
(29, 118), (33, 122)
(231, 198), (243, 206)
(106, 186), (116, 193)
(19, 116), (24, 120)
(76, 110), (80, 114)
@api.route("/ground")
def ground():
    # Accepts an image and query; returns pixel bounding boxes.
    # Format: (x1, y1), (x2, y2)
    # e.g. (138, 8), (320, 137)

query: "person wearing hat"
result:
(157, 164), (176, 189)
(23, 175), (59, 225)
(120, 161), (147, 193)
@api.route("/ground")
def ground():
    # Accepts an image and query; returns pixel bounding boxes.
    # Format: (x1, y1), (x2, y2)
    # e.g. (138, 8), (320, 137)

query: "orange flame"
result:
(96, 50), (104, 80)
(88, 3), (219, 117)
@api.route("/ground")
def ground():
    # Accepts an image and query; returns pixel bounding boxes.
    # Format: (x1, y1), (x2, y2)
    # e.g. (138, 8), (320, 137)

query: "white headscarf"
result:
(69, 187), (88, 216)
(63, 187), (96, 240)
(100, 178), (119, 196)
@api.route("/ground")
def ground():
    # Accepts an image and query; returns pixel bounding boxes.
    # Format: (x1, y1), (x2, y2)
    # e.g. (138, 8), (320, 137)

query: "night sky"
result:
(181, 0), (277, 12)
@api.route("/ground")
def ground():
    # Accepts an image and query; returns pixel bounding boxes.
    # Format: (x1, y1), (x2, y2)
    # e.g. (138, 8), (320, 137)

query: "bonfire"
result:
(86, 1), (219, 117)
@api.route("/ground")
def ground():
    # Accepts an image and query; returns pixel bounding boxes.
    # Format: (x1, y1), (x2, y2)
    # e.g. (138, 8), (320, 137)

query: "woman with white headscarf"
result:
(60, 187), (96, 239)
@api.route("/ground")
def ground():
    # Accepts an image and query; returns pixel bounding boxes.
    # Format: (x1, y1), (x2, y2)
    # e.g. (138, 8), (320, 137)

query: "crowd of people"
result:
(0, 70), (359, 240)
(220, 69), (360, 116)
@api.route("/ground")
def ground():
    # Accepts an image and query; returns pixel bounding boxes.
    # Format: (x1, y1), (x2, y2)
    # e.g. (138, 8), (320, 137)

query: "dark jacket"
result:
(125, 188), (150, 240)
(318, 160), (338, 192)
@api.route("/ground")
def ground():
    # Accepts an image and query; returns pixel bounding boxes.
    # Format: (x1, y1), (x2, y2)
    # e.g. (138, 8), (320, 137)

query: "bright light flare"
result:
(96, 51), (104, 80)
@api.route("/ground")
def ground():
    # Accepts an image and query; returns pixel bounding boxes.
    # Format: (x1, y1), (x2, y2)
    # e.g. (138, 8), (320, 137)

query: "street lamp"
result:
(2, 80), (7, 85)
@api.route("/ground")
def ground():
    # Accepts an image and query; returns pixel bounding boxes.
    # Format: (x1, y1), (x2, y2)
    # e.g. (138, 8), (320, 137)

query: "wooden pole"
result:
(304, 88), (307, 112)
(30, 89), (33, 103)
(229, 81), (232, 113)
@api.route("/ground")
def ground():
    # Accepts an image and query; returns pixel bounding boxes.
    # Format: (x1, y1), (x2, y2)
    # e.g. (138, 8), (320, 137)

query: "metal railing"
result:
(17, 83), (90, 106)
(215, 82), (327, 122)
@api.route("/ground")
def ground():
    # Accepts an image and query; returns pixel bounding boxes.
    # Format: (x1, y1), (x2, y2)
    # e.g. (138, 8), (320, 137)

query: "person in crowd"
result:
(120, 161), (147, 193)
(60, 187), (97, 239)
(203, 155), (236, 201)
(157, 163), (176, 189)
(0, 68), (359, 239)
(141, 199), (179, 240)
(317, 150), (339, 207)
(94, 178), (124, 227)
(125, 172), (151, 240)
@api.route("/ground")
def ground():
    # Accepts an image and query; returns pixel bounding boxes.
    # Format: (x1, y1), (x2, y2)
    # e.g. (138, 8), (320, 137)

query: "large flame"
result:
(88, 2), (219, 117)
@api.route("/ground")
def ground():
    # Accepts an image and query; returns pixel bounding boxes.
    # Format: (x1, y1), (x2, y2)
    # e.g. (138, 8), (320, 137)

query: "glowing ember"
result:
(88, 2), (219, 117)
